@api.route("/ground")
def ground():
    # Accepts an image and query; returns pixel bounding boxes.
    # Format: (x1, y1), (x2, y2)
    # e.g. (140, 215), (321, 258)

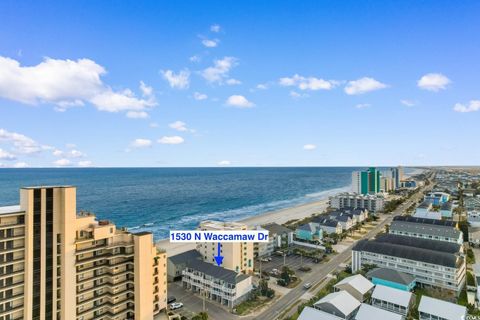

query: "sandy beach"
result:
(156, 198), (329, 256)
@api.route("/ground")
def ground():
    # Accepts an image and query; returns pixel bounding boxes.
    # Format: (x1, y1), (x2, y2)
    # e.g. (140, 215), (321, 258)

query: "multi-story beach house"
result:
(0, 186), (167, 320)
(181, 259), (252, 308)
(197, 221), (254, 273)
(352, 234), (466, 295)
(311, 217), (343, 235)
(330, 193), (385, 212)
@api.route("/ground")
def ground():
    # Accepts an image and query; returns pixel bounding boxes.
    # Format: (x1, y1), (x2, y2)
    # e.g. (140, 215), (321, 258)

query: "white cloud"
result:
(189, 55), (200, 63)
(139, 81), (153, 96)
(218, 160), (231, 166)
(279, 74), (338, 91)
(52, 149), (63, 157)
(131, 138), (152, 148)
(344, 77), (388, 95)
(78, 160), (93, 167)
(226, 78), (241, 85)
(417, 73), (451, 91)
(355, 103), (371, 109)
(0, 56), (157, 114)
(158, 136), (184, 145)
(256, 83), (269, 90)
(160, 69), (190, 89)
(0, 148), (16, 160)
(53, 148), (85, 158)
(13, 162), (28, 168)
(303, 144), (316, 150)
(68, 149), (85, 158)
(201, 57), (238, 84)
(126, 111), (149, 119)
(169, 121), (195, 133)
(290, 91), (309, 99)
(226, 95), (254, 108)
(453, 100), (480, 113)
(54, 158), (71, 166)
(0, 128), (50, 154)
(210, 24), (221, 33)
(194, 92), (208, 100)
(202, 39), (219, 48)
(400, 99), (416, 107)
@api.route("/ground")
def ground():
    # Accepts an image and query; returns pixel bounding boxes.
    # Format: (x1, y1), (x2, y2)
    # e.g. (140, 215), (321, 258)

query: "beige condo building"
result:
(0, 186), (167, 320)
(197, 221), (253, 274)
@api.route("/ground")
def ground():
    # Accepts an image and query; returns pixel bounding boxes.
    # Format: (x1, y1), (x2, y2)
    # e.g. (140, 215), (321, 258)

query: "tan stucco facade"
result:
(197, 221), (254, 274)
(0, 186), (166, 320)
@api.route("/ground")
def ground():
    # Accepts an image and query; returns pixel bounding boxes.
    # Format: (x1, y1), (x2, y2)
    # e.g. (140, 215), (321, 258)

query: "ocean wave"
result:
(163, 183), (352, 235)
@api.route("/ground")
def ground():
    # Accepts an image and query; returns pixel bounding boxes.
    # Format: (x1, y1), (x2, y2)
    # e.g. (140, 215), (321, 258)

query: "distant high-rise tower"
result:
(352, 167), (381, 195)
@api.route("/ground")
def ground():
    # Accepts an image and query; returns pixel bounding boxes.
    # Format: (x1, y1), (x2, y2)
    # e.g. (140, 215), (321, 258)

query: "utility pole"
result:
(283, 253), (286, 267)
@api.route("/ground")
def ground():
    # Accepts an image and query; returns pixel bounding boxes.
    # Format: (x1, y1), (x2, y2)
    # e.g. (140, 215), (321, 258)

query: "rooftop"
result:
(169, 249), (202, 264)
(371, 285), (413, 307)
(0, 205), (23, 215)
(390, 220), (461, 239)
(334, 274), (373, 295)
(298, 307), (342, 320)
(353, 234), (461, 268)
(314, 291), (361, 317)
(393, 215), (456, 227)
(418, 296), (466, 320)
(186, 259), (250, 285)
(355, 303), (402, 320)
(367, 268), (415, 285)
(261, 222), (292, 235)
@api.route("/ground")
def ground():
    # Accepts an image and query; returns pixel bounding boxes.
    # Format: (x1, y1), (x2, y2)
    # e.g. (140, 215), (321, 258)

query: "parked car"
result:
(167, 296), (176, 304)
(260, 258), (269, 262)
(303, 282), (312, 289)
(169, 302), (183, 310)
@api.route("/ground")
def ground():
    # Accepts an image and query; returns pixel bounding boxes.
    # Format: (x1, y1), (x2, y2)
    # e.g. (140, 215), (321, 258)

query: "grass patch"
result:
(234, 296), (273, 315)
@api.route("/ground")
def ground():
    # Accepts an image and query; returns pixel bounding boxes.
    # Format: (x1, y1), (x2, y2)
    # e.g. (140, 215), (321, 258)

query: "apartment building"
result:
(197, 221), (254, 274)
(181, 259), (252, 308)
(0, 186), (166, 320)
(330, 193), (385, 212)
(389, 216), (463, 244)
(352, 234), (466, 294)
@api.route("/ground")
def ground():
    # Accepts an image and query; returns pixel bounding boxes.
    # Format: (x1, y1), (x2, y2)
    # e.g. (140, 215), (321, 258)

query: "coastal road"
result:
(258, 174), (434, 320)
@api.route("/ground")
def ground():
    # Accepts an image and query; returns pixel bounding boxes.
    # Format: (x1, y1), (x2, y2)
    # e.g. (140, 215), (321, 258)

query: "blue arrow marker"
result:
(214, 243), (224, 266)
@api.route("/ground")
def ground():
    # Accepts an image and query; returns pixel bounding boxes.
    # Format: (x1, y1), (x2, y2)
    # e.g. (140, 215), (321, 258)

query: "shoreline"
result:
(156, 168), (422, 256)
(156, 197), (330, 256)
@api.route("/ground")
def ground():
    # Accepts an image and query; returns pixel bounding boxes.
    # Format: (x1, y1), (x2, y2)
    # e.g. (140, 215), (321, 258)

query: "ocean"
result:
(0, 167), (384, 239)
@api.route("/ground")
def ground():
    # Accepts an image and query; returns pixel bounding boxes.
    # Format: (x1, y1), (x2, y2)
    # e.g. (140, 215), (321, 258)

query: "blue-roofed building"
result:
(367, 268), (416, 291)
(440, 202), (453, 218)
(295, 222), (323, 242)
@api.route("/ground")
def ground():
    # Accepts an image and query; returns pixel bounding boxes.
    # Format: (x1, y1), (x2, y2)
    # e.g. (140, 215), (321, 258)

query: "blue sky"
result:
(0, 0), (479, 167)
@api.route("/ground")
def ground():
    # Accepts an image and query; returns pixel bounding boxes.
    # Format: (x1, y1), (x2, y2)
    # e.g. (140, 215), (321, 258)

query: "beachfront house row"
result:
(313, 217), (343, 234)
(182, 259), (253, 308)
(333, 215), (354, 231)
(295, 222), (323, 242)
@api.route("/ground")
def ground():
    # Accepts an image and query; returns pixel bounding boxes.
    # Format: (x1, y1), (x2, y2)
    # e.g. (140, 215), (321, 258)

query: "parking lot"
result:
(166, 282), (236, 320)
(256, 250), (321, 277)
